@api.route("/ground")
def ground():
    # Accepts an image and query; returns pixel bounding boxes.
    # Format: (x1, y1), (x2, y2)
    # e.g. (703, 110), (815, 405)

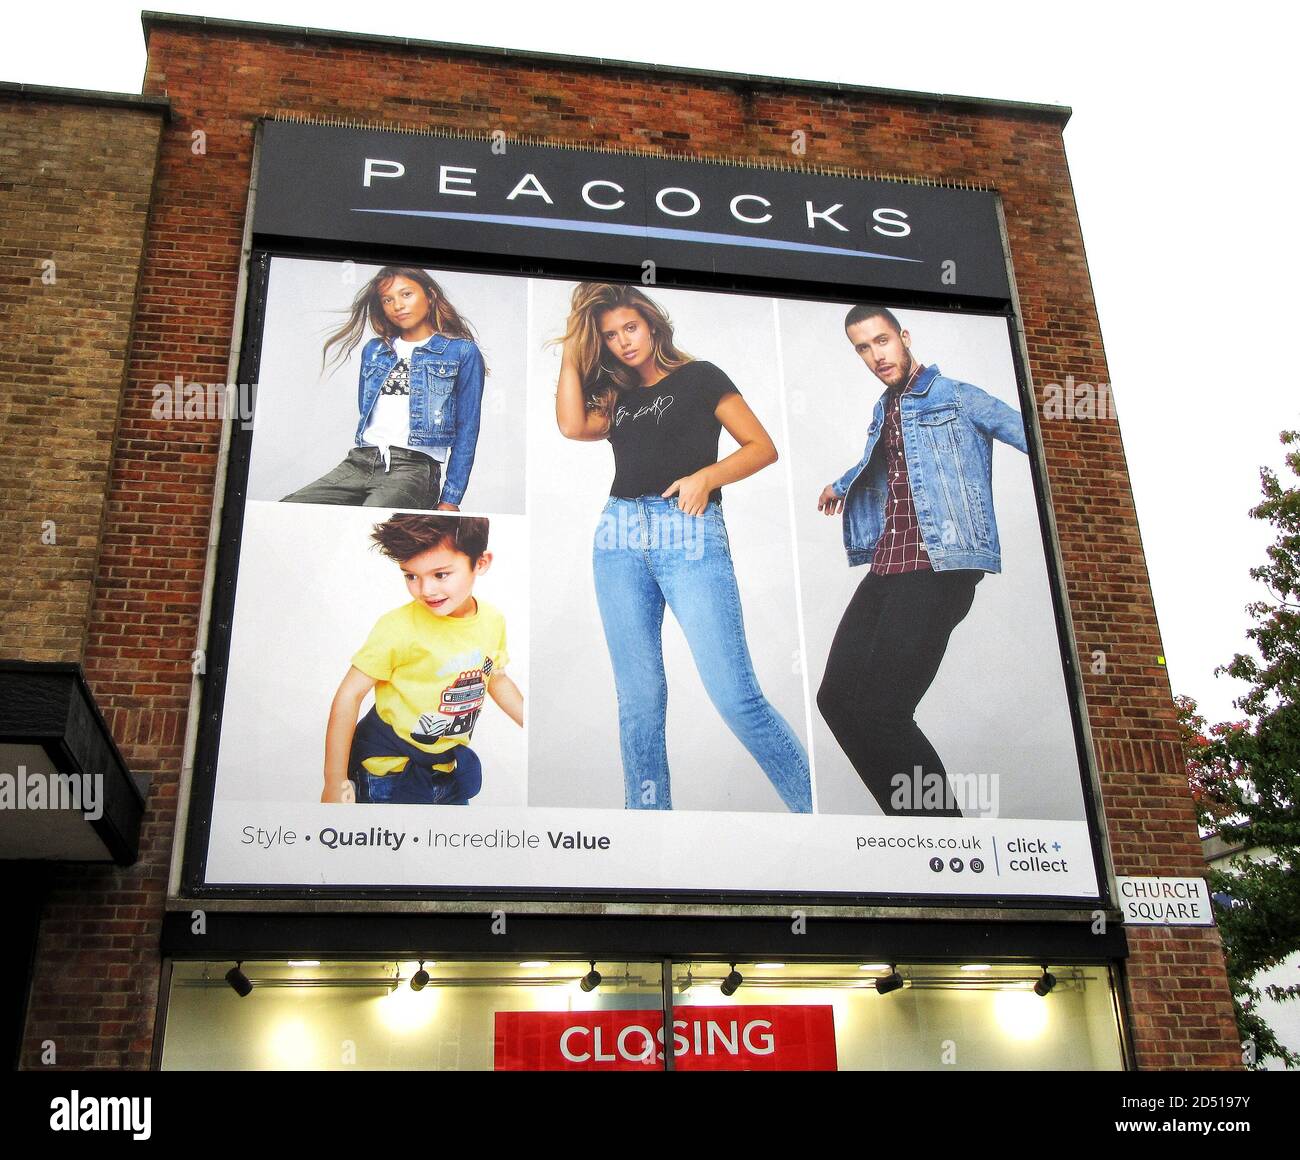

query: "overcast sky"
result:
(5, 1), (1296, 725)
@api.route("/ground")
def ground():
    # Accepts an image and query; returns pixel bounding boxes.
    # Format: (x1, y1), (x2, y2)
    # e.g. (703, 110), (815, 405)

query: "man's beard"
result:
(880, 352), (914, 390)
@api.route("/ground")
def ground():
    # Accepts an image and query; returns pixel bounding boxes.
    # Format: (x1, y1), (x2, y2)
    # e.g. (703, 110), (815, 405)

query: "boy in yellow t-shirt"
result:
(321, 514), (524, 805)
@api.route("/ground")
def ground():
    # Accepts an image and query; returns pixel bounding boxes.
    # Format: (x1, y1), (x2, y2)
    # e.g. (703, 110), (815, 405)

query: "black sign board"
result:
(254, 121), (1010, 299)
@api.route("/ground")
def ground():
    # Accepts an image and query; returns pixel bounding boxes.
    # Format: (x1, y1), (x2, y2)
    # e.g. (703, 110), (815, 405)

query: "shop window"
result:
(161, 960), (665, 1071)
(160, 959), (1124, 1071)
(669, 962), (1124, 1070)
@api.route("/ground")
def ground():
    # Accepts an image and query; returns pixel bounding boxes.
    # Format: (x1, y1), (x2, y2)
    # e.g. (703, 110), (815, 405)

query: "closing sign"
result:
(494, 1005), (837, 1071)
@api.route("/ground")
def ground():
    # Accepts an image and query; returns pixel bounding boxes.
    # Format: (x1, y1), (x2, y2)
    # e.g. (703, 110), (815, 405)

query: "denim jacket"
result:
(356, 334), (485, 507)
(830, 364), (1028, 572)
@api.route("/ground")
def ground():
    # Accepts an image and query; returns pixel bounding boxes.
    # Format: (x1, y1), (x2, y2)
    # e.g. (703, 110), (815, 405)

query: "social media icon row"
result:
(930, 857), (985, 873)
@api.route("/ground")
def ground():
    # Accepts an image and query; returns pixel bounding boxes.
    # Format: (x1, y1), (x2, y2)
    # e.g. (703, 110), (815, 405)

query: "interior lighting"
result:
(994, 989), (1049, 1040)
(874, 966), (905, 995)
(225, 962), (252, 998)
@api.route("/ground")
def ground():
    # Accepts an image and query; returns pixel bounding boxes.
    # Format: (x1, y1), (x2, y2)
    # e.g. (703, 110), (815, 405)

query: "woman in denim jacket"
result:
(282, 266), (485, 510)
(554, 283), (811, 813)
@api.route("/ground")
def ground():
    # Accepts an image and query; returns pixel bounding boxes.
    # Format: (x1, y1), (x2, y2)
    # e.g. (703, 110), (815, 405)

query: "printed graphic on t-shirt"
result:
(351, 600), (510, 754)
(607, 360), (740, 503)
(614, 395), (674, 427)
(380, 359), (411, 395)
(412, 656), (494, 743)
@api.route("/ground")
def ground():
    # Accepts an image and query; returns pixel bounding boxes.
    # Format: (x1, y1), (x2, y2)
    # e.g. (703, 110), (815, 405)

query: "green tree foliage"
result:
(1177, 429), (1300, 1069)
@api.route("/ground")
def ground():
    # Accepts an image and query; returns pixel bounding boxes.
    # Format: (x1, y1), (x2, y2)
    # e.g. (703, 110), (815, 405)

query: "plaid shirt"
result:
(870, 364), (933, 575)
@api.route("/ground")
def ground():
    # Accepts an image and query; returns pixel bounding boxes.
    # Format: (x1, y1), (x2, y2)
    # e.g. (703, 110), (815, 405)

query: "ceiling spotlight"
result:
(225, 962), (252, 998)
(874, 966), (905, 996)
(410, 961), (430, 992)
(720, 964), (743, 997)
(677, 969), (694, 995)
(1033, 967), (1057, 997)
(580, 961), (602, 993)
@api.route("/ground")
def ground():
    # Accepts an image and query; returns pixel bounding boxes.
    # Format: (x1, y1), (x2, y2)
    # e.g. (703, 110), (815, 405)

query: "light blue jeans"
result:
(592, 495), (812, 813)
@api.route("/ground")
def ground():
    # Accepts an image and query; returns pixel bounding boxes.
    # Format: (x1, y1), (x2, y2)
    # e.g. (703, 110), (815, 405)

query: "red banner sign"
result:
(494, 1005), (837, 1071)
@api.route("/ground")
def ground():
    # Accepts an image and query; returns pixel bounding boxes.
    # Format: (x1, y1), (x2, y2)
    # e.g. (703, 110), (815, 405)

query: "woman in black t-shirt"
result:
(555, 283), (812, 813)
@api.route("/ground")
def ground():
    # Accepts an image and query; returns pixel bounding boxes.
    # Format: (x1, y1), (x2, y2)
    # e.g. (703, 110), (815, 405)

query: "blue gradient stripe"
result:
(352, 207), (922, 264)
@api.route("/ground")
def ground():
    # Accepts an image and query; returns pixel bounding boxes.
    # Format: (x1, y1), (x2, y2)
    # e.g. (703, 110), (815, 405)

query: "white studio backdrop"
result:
(780, 301), (1087, 821)
(526, 278), (813, 813)
(246, 257), (527, 514)
(214, 500), (529, 807)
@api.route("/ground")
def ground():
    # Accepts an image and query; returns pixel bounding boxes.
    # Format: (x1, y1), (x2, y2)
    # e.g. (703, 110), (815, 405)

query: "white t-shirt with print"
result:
(362, 336), (450, 468)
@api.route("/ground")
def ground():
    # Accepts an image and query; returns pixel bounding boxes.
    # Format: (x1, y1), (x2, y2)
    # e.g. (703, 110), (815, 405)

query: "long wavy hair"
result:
(322, 266), (481, 373)
(553, 283), (691, 421)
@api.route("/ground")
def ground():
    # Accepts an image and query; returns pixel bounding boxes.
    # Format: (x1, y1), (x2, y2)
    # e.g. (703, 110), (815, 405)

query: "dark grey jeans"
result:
(280, 446), (443, 509)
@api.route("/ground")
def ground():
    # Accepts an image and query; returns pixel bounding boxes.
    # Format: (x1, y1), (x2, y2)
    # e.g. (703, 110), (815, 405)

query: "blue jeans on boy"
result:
(592, 495), (812, 813)
(347, 705), (482, 805)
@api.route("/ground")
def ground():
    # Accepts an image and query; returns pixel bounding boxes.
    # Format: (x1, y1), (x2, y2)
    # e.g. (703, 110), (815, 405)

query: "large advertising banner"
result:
(195, 251), (1101, 900)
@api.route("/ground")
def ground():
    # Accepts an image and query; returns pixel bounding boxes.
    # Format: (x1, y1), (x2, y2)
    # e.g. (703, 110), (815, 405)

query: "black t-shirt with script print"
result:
(607, 360), (741, 504)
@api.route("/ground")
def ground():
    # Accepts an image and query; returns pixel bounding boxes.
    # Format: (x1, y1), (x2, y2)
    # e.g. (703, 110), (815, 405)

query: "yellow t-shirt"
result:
(351, 598), (510, 754)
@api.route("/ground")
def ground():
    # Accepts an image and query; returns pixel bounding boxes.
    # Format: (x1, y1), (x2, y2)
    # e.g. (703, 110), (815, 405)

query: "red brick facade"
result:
(15, 16), (1239, 1069)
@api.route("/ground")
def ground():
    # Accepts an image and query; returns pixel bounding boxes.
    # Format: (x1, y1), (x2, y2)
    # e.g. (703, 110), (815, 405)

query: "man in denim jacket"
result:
(815, 306), (1027, 816)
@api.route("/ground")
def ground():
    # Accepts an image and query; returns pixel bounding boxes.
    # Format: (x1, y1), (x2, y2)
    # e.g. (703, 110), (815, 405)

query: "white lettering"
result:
(730, 194), (773, 224)
(806, 201), (848, 232)
(706, 1020), (740, 1055)
(655, 186), (701, 218)
(592, 1026), (616, 1063)
(582, 179), (626, 211)
(49, 1091), (151, 1141)
(742, 1019), (775, 1055)
(505, 173), (553, 204)
(438, 165), (477, 196)
(617, 1024), (656, 1063)
(362, 158), (405, 187)
(872, 207), (911, 237)
(559, 1026), (590, 1063)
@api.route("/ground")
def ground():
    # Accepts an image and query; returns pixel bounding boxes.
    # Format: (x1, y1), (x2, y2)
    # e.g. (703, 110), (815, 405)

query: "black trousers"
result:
(817, 569), (981, 816)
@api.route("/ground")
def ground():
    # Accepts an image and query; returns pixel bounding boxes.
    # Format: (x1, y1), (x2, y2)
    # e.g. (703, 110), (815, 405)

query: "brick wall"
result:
(17, 20), (1239, 1069)
(0, 96), (163, 664)
(0, 93), (166, 1069)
